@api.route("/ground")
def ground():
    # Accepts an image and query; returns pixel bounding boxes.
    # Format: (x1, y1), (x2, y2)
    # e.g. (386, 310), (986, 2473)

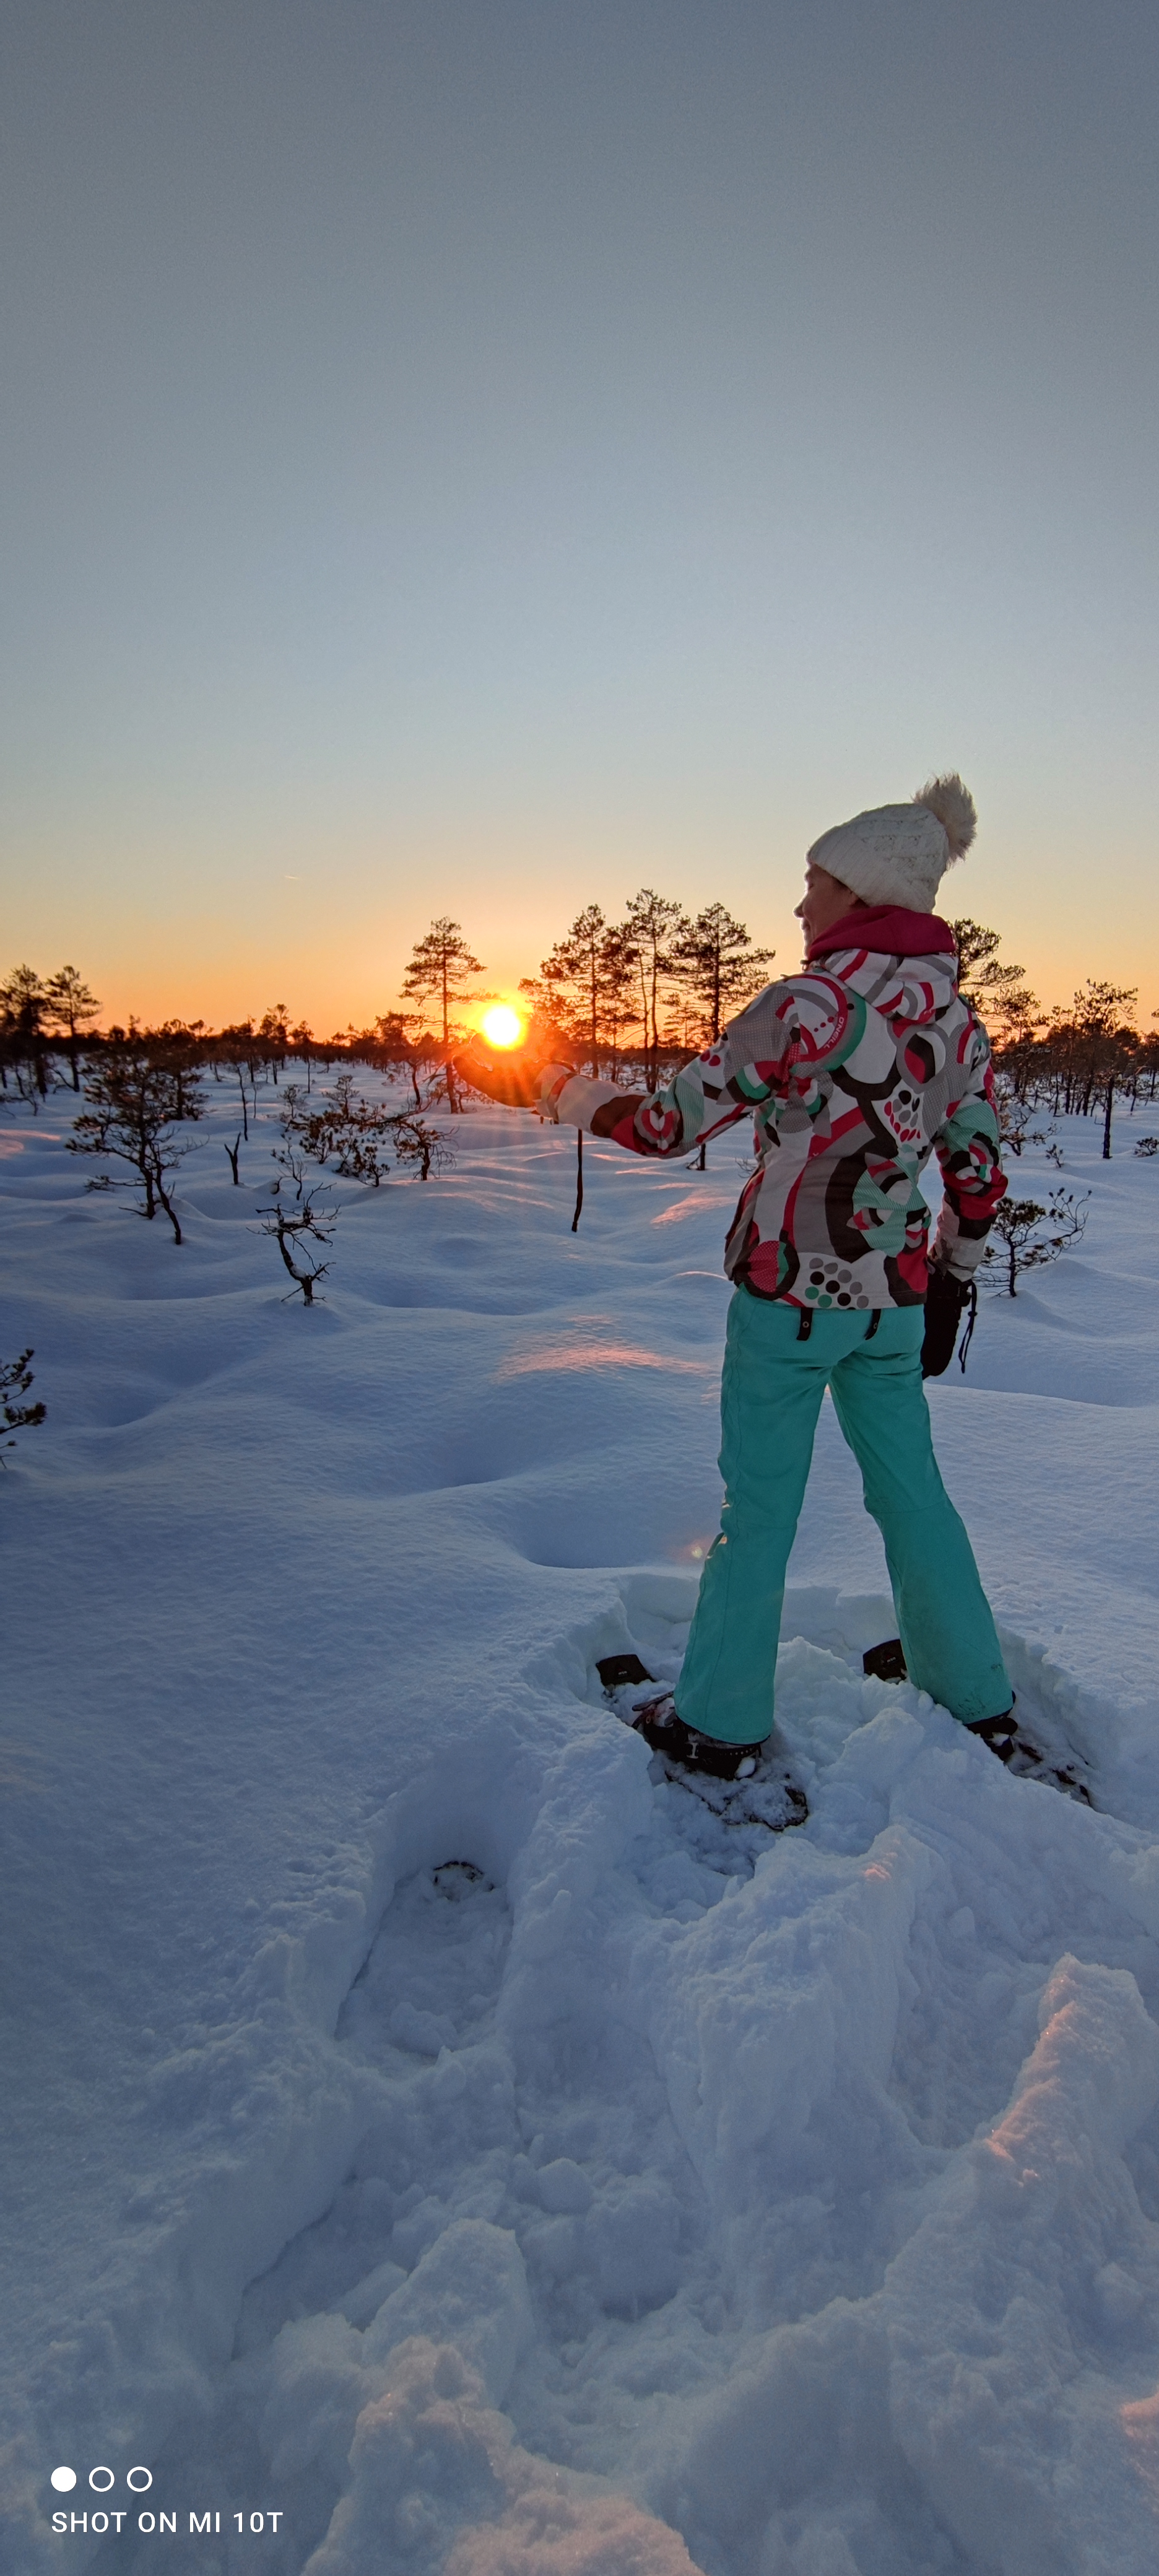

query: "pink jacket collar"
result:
(807, 904), (957, 962)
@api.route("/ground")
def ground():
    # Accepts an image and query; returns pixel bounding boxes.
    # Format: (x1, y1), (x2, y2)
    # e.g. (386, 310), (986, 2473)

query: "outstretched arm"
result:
(547, 1061), (750, 1157)
(516, 972), (856, 1156)
(456, 1035), (760, 1157)
(456, 971), (849, 1157)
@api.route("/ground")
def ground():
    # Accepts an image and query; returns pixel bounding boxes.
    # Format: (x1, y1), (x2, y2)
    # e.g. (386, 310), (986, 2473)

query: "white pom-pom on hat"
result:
(913, 773), (976, 864)
(808, 772), (978, 912)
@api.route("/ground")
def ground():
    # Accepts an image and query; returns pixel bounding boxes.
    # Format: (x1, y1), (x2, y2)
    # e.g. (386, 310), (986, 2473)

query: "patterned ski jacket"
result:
(544, 905), (1007, 1312)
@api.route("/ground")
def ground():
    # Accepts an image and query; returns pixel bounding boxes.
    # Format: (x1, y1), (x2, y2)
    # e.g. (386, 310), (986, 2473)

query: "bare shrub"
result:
(256, 1147), (337, 1305)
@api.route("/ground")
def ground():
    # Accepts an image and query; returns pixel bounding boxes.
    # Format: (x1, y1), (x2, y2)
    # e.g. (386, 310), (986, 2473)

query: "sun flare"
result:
(480, 1004), (524, 1049)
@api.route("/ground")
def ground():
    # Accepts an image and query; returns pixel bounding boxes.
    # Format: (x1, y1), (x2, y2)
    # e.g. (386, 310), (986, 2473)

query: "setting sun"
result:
(480, 1004), (525, 1049)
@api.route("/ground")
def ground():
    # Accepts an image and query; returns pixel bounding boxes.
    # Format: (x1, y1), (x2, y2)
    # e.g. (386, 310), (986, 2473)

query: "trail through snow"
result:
(2, 1085), (1159, 2574)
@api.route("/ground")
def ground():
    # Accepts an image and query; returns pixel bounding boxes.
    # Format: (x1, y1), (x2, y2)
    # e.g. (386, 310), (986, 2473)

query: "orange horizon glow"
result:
(7, 885), (1158, 1045)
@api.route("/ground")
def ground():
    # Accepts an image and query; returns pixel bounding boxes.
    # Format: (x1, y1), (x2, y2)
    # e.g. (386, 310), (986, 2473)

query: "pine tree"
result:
(674, 904), (775, 1045)
(144, 1020), (207, 1120)
(258, 1004), (290, 1082)
(597, 924), (641, 1076)
(623, 892), (689, 1089)
(45, 967), (100, 1091)
(527, 905), (642, 1076)
(372, 1012), (423, 1105)
(401, 920), (484, 1112)
(950, 919), (1036, 1035)
(290, 1020), (315, 1089)
(216, 1021), (264, 1136)
(1070, 981), (1138, 1156)
(1, 965), (51, 1102)
(536, 905), (609, 1074)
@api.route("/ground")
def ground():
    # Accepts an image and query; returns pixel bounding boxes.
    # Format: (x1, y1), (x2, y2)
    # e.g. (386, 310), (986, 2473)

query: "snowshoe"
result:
(596, 1651), (654, 1689)
(862, 1644), (1094, 1805)
(965, 1708), (1019, 1761)
(630, 1692), (765, 1782)
(965, 1705), (1093, 1806)
(863, 1637), (908, 1683)
(595, 1658), (808, 1832)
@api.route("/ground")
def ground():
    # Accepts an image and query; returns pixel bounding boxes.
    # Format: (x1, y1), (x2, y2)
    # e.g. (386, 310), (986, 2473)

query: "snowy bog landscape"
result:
(4, 1069), (1159, 2576)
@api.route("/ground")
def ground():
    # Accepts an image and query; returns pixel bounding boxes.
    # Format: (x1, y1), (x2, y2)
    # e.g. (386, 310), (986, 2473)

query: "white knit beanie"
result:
(808, 773), (977, 912)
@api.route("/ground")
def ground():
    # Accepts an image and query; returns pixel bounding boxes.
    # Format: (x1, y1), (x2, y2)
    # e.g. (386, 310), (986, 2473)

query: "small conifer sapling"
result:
(0, 1350), (46, 1464)
(67, 1053), (204, 1244)
(983, 1190), (1090, 1297)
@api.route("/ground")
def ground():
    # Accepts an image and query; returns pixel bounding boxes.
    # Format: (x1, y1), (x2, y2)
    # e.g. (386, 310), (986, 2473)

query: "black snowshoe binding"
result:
(863, 1640), (1093, 1807)
(596, 1656), (808, 1832)
(964, 1708), (1019, 1760)
(630, 1693), (765, 1782)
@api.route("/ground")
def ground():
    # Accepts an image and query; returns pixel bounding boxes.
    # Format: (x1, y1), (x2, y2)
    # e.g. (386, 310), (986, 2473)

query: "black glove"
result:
(921, 1266), (971, 1378)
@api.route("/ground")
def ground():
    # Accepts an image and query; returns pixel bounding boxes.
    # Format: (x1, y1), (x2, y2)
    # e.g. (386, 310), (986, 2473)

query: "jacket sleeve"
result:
(931, 1036), (1008, 1282)
(543, 981), (801, 1157)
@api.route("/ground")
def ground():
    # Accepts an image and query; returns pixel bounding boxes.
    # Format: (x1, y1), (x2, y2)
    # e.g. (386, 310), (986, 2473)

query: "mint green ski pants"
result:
(675, 1290), (1011, 1743)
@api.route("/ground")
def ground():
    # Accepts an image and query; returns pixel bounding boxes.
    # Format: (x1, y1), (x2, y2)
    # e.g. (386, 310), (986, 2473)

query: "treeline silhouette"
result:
(952, 925), (1158, 1158)
(3, 908), (1157, 1160)
(0, 897), (778, 1116)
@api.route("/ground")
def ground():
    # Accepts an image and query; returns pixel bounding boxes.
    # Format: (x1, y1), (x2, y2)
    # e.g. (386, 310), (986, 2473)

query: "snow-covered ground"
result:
(2, 1073), (1159, 2576)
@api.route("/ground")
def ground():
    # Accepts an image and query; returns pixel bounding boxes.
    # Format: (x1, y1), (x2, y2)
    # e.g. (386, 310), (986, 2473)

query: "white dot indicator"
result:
(51, 2468), (76, 2492)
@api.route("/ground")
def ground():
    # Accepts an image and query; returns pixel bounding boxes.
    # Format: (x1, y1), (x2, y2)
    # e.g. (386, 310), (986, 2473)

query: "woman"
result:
(459, 776), (1013, 1782)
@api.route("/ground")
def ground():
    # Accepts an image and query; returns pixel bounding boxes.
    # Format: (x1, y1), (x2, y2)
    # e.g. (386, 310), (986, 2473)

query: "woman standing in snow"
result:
(460, 777), (1014, 1782)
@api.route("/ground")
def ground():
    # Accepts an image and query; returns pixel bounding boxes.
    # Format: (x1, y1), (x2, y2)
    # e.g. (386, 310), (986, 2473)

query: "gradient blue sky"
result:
(1, 0), (1156, 1032)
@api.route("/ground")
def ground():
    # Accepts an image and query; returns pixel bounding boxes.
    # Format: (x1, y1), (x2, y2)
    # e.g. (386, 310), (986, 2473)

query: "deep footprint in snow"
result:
(110, 1839), (714, 2573)
(95, 1866), (523, 2575)
(235, 1861), (513, 2356)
